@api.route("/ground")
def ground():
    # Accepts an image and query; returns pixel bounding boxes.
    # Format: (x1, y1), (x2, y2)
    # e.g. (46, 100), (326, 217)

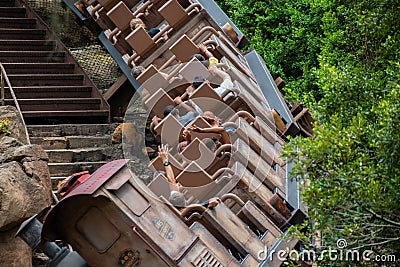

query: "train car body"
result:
(42, 0), (309, 266)
(42, 159), (300, 267)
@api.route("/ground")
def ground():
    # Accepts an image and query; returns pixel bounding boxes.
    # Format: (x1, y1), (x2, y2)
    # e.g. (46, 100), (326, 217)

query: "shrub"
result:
(0, 118), (12, 135)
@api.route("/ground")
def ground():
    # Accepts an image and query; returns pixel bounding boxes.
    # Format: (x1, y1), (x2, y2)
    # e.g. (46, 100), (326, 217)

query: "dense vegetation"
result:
(217, 0), (400, 265)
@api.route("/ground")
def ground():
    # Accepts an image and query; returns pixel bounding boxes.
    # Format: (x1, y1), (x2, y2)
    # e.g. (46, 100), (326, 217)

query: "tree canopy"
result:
(217, 0), (400, 265)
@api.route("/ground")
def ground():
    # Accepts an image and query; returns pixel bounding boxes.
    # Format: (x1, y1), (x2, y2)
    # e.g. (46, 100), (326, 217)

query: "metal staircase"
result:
(0, 0), (110, 124)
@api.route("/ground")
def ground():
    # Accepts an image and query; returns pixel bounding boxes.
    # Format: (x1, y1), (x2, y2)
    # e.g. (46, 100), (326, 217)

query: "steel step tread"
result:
(0, 17), (35, 21)
(7, 74), (85, 85)
(5, 85), (93, 96)
(22, 110), (110, 117)
(3, 92), (91, 98)
(0, 7), (26, 14)
(0, 39), (56, 44)
(2, 66), (76, 74)
(7, 85), (92, 91)
(0, 39), (56, 50)
(4, 98), (101, 103)
(3, 62), (75, 68)
(0, 17), (36, 25)
(8, 73), (84, 79)
(0, 51), (65, 56)
(0, 1), (17, 7)
(0, 28), (45, 33)
(4, 86), (93, 98)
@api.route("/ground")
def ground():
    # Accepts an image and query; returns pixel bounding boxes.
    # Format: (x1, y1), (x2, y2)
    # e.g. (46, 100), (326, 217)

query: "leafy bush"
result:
(217, 0), (400, 261)
(0, 118), (12, 135)
(216, 0), (325, 106)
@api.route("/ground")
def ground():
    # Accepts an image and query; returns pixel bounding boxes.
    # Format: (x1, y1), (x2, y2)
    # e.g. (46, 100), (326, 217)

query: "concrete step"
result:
(30, 136), (68, 149)
(67, 136), (112, 149)
(30, 135), (111, 149)
(28, 124), (113, 137)
(48, 162), (108, 177)
(45, 148), (107, 163)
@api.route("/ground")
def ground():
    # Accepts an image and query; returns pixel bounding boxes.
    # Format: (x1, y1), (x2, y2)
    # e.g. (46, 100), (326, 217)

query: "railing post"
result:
(1, 71), (4, 106)
(0, 63), (31, 144)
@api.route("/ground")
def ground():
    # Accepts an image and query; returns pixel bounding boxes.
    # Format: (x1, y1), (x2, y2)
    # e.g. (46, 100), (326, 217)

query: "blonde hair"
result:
(130, 18), (145, 30)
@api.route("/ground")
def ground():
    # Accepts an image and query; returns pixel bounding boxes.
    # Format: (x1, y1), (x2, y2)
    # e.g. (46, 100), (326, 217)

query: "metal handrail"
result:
(0, 63), (31, 145)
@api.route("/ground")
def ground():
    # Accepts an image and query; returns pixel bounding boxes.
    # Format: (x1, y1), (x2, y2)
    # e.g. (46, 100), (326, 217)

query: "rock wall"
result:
(0, 105), (29, 144)
(0, 106), (52, 267)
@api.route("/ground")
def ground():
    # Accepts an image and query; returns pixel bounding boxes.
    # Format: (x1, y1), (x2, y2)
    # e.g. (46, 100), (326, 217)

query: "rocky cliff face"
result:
(0, 106), (52, 267)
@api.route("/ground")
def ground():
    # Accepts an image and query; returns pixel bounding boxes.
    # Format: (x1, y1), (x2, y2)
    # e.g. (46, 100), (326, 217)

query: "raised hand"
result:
(182, 129), (192, 142)
(198, 43), (208, 53)
(158, 144), (169, 162)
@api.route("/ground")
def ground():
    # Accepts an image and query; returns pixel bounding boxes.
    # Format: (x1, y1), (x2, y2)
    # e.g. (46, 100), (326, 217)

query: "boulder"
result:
(0, 106), (51, 265)
(0, 135), (23, 154)
(0, 225), (32, 267)
(0, 106), (29, 144)
(0, 159), (51, 231)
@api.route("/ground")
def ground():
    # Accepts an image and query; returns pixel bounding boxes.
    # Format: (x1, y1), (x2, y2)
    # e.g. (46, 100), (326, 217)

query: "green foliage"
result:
(284, 84), (400, 260)
(283, 6), (400, 262)
(217, 0), (400, 263)
(0, 118), (12, 135)
(216, 0), (324, 106)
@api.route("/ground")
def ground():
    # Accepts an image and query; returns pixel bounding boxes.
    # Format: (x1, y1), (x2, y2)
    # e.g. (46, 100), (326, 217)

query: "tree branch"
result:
(366, 208), (400, 227)
(353, 237), (400, 250)
(364, 224), (400, 229)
